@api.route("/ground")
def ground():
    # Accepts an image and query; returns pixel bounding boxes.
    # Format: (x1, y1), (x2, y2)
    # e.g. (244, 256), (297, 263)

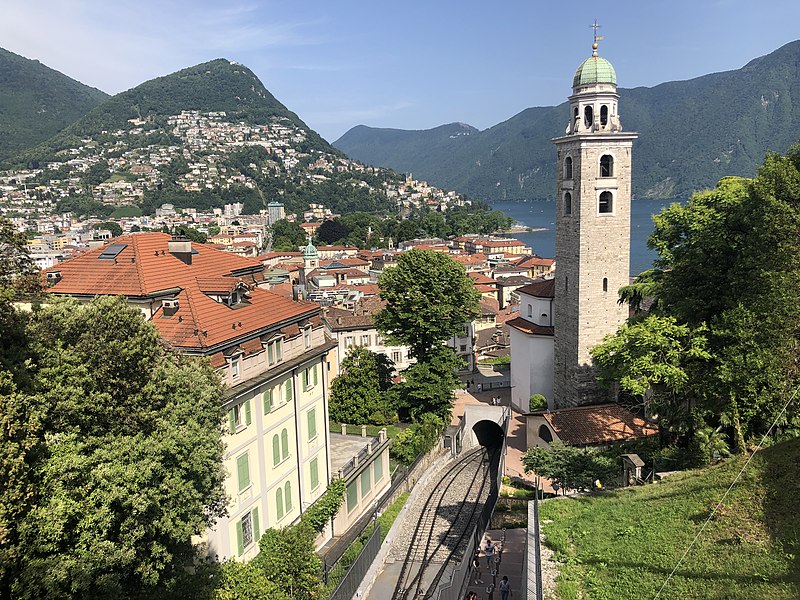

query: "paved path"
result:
(465, 527), (526, 600)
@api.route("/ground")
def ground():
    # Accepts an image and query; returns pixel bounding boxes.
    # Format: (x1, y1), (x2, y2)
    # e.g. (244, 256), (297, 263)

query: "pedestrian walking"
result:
(466, 591), (479, 600)
(499, 575), (512, 600)
(472, 554), (484, 584)
(483, 537), (496, 567)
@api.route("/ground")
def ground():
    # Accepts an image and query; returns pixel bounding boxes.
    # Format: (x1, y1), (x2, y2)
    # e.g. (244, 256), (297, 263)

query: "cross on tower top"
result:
(591, 20), (604, 56)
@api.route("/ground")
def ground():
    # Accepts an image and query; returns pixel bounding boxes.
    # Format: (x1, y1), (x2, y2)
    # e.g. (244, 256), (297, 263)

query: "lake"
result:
(490, 198), (680, 276)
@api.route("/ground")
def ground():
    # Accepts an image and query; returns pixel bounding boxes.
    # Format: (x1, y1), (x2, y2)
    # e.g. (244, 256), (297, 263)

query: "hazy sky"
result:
(3, 0), (800, 142)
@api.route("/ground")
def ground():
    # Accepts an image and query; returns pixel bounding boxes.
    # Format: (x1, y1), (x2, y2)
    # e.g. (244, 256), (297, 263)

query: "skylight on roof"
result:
(98, 244), (128, 260)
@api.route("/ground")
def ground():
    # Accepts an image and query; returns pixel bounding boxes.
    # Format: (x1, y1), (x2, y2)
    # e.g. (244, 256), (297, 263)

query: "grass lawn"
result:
(538, 437), (800, 599)
(329, 421), (405, 440)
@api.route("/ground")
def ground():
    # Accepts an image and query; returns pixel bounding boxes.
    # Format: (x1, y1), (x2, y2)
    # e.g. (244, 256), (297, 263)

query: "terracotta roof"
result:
(517, 278), (555, 298)
(507, 316), (554, 336)
(540, 404), (658, 446)
(154, 282), (318, 350)
(515, 255), (555, 268)
(43, 233), (263, 297)
(479, 299), (499, 315)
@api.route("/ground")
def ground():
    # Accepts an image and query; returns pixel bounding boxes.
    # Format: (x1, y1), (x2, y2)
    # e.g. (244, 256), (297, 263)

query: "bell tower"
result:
(552, 26), (637, 408)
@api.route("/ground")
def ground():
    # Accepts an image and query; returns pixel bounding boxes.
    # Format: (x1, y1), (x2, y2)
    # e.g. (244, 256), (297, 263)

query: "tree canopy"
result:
(595, 147), (800, 451)
(0, 296), (226, 599)
(375, 249), (480, 360)
(329, 346), (395, 425)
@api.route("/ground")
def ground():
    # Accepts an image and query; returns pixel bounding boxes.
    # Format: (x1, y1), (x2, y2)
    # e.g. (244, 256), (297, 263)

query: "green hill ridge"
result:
(335, 40), (800, 201)
(14, 58), (334, 166)
(539, 437), (800, 599)
(0, 47), (108, 162)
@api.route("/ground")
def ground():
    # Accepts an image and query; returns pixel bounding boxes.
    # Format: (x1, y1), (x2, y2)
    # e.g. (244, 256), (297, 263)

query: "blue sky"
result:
(3, 0), (800, 142)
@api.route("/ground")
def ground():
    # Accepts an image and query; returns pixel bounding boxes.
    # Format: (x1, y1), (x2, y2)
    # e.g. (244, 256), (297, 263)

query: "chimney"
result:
(162, 297), (179, 317)
(168, 234), (192, 265)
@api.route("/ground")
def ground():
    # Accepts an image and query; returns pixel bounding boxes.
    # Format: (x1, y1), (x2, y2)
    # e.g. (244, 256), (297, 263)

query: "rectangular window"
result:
(267, 344), (274, 365)
(391, 351), (401, 363)
(460, 345), (467, 352)
(275, 339), (282, 361)
(344, 336), (355, 348)
(303, 369), (310, 390)
(303, 327), (311, 348)
(361, 468), (371, 496)
(310, 458), (319, 490)
(374, 456), (383, 482)
(361, 334), (371, 346)
(346, 481), (358, 512)
(267, 339), (283, 366)
(375, 336), (384, 346)
(228, 403), (246, 434)
(307, 408), (317, 441)
(313, 365), (318, 387)
(231, 357), (240, 380)
(237, 452), (250, 492)
(237, 510), (255, 556)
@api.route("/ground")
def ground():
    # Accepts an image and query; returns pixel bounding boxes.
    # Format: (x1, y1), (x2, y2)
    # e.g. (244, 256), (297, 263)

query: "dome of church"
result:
(573, 54), (616, 88)
(303, 241), (318, 258)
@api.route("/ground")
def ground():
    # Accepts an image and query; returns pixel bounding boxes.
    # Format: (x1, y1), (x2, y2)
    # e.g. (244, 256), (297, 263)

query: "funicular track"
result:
(392, 446), (496, 599)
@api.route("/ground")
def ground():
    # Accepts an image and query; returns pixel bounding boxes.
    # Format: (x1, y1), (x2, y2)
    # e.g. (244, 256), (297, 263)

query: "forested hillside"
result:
(0, 47), (108, 161)
(335, 40), (800, 201)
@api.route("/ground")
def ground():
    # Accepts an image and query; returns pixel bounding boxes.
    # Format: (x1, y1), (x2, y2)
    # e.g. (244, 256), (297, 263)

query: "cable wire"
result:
(653, 388), (798, 599)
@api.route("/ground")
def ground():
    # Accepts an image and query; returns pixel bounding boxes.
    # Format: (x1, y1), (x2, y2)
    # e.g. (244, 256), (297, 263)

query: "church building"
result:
(510, 32), (637, 412)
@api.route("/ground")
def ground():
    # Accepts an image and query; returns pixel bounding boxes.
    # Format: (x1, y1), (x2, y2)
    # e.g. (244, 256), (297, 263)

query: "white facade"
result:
(509, 287), (555, 413)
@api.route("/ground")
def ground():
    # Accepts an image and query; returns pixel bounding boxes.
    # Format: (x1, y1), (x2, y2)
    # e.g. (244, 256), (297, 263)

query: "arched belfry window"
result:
(600, 155), (614, 177)
(603, 277), (608, 292)
(564, 156), (573, 179)
(600, 105), (608, 126)
(584, 105), (594, 128)
(564, 191), (572, 215)
(599, 191), (613, 214)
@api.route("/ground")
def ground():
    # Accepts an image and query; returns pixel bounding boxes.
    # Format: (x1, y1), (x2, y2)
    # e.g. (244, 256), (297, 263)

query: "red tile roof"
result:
(154, 282), (318, 351)
(539, 404), (658, 446)
(516, 278), (555, 298)
(44, 233), (263, 297)
(507, 316), (554, 336)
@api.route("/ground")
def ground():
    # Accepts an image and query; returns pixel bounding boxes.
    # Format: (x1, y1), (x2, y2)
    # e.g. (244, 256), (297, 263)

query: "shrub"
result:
(529, 394), (548, 412)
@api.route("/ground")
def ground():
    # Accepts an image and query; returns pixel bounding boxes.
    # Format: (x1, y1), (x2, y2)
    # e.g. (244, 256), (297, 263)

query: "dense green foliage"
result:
(375, 249), (481, 360)
(297, 478), (346, 533)
(593, 148), (800, 451)
(0, 296), (226, 599)
(270, 219), (307, 251)
(314, 205), (513, 249)
(0, 47), (108, 161)
(389, 413), (446, 466)
(335, 40), (800, 201)
(329, 346), (395, 425)
(538, 437), (800, 599)
(523, 443), (617, 492)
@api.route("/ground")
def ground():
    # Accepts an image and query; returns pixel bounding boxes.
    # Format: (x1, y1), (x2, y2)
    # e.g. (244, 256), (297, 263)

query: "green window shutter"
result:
(253, 507), (261, 542)
(285, 381), (293, 403)
(281, 428), (289, 461)
(313, 364), (318, 386)
(268, 343), (274, 365)
(237, 453), (250, 491)
(263, 389), (271, 414)
(285, 481), (292, 511)
(244, 400), (252, 425)
(236, 520), (244, 556)
(276, 339), (282, 361)
(310, 458), (319, 489)
(303, 369), (309, 389)
(307, 408), (317, 440)
(272, 435), (280, 466)
(276, 488), (284, 520)
(227, 409), (236, 435)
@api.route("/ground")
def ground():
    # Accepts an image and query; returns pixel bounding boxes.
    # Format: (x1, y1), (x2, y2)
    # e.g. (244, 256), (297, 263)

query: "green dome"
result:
(573, 55), (616, 88)
(303, 241), (317, 258)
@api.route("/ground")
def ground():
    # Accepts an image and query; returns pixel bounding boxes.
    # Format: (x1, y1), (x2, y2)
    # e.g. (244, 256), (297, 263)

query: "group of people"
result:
(490, 395), (502, 406)
(467, 536), (512, 599)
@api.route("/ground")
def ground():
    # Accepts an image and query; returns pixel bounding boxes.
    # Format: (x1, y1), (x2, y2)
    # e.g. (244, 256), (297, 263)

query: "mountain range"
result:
(0, 48), (108, 161)
(334, 40), (800, 201)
